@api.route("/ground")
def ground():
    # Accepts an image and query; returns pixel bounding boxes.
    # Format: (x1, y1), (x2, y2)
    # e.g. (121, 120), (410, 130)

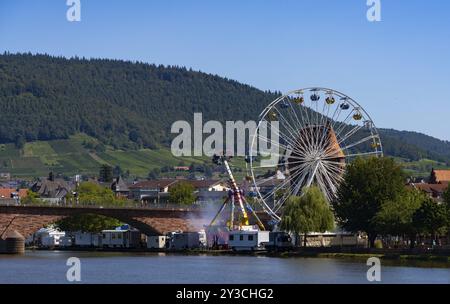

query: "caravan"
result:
(228, 226), (269, 251)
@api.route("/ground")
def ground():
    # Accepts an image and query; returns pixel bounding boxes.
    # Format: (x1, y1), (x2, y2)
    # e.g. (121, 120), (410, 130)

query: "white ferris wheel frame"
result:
(248, 87), (383, 222)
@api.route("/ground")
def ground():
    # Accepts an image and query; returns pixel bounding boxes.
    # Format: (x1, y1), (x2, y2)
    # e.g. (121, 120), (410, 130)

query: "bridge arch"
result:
(0, 206), (208, 238)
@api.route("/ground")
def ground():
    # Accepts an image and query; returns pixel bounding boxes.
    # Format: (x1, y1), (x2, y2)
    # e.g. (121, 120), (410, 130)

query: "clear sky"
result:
(1, 0), (449, 140)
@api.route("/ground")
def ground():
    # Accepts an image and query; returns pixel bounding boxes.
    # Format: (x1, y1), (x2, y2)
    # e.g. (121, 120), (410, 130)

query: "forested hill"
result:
(0, 53), (279, 149)
(0, 53), (449, 164)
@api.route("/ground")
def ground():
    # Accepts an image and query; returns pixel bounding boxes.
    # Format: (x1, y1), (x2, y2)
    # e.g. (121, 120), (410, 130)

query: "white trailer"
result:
(228, 227), (270, 251)
(75, 232), (94, 247)
(36, 228), (65, 248)
(147, 236), (167, 249)
(102, 229), (141, 248)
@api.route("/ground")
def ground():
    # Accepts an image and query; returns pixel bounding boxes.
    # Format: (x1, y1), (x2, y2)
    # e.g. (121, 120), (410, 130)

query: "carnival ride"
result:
(208, 87), (382, 233)
(247, 87), (383, 223)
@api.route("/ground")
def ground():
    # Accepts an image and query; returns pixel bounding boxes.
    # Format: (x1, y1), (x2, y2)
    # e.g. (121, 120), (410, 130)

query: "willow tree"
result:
(280, 186), (335, 247)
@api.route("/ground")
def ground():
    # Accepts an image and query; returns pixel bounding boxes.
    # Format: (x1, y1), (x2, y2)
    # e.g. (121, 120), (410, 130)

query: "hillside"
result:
(0, 134), (207, 178)
(0, 53), (449, 178)
(0, 53), (278, 150)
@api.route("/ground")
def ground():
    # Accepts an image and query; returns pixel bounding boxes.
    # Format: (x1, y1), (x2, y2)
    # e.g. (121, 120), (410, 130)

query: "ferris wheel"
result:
(247, 87), (383, 222)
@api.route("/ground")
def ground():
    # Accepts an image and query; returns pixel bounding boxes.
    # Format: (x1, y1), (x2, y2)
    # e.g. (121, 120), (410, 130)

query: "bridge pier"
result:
(0, 230), (25, 254)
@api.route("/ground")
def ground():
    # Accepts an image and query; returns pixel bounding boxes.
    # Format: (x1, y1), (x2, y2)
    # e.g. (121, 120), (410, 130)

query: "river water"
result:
(0, 251), (449, 284)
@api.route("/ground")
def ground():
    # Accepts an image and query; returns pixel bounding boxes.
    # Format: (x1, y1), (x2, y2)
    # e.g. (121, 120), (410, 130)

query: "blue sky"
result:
(1, 0), (449, 140)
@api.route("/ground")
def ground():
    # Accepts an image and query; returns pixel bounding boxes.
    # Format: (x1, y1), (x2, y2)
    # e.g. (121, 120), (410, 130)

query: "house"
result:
(186, 180), (229, 204)
(174, 166), (190, 172)
(0, 188), (28, 204)
(185, 180), (228, 192)
(410, 182), (448, 201)
(430, 169), (450, 184)
(110, 176), (129, 198)
(0, 172), (11, 181)
(409, 169), (450, 201)
(30, 174), (72, 204)
(128, 179), (178, 203)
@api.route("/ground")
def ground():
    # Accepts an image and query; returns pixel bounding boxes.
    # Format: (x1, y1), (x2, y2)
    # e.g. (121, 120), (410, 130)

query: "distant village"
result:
(1, 166), (449, 206)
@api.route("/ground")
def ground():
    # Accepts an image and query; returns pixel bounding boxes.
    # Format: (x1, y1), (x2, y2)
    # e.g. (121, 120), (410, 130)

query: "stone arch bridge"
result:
(0, 205), (211, 238)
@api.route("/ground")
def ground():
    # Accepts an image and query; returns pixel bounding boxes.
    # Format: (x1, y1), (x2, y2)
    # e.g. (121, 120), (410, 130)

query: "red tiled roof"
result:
(0, 188), (28, 199)
(433, 170), (450, 183)
(410, 182), (448, 196)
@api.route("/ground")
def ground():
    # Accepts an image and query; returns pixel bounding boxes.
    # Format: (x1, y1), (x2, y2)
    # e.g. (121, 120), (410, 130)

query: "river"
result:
(0, 251), (449, 284)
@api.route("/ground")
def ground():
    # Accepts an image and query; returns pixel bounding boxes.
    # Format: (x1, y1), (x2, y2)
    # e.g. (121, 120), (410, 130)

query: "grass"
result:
(395, 157), (449, 178)
(0, 134), (212, 178)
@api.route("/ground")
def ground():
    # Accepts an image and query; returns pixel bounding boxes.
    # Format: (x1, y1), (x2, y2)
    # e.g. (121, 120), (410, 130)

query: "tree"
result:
(168, 181), (195, 205)
(280, 186), (335, 247)
(443, 186), (450, 208)
(332, 157), (405, 248)
(99, 164), (113, 182)
(147, 168), (161, 180)
(15, 135), (25, 149)
(21, 190), (44, 205)
(443, 186), (450, 243)
(113, 165), (123, 177)
(413, 199), (448, 244)
(374, 189), (425, 248)
(55, 182), (126, 232)
(55, 214), (121, 233)
(79, 181), (125, 206)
